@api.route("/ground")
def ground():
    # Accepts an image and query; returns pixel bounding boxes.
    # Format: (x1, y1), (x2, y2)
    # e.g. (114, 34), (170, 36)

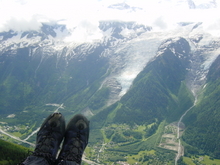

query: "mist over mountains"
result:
(1, 1), (220, 164)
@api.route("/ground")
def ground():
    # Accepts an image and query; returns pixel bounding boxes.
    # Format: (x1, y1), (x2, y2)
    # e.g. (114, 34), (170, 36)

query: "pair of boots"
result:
(21, 113), (90, 165)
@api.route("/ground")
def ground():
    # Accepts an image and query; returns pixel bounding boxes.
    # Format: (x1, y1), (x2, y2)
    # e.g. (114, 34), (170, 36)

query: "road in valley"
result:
(0, 127), (35, 146)
(175, 97), (197, 165)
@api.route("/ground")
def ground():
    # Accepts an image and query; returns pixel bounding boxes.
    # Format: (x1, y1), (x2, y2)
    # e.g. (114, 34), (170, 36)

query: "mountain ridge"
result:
(0, 20), (220, 164)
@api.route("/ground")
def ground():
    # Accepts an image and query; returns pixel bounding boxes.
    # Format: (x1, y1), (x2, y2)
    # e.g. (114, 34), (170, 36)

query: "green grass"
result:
(201, 155), (220, 164)
(183, 157), (195, 165)
(11, 132), (22, 137)
(107, 103), (123, 124)
(101, 128), (110, 143)
(0, 139), (30, 164)
(182, 155), (220, 165)
(110, 120), (166, 154)
(137, 125), (146, 132)
(147, 120), (166, 146)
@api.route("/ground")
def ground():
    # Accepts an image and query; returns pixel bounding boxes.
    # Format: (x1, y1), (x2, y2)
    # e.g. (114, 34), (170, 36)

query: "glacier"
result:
(1, 20), (220, 102)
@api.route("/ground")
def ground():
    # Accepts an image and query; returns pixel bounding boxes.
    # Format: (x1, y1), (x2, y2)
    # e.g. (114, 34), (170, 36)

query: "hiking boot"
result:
(25, 113), (65, 164)
(57, 114), (90, 165)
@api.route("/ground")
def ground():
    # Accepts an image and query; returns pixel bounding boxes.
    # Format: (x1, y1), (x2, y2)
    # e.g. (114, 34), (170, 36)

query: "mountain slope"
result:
(117, 37), (193, 123)
(87, 37), (196, 164)
(0, 45), (109, 113)
(92, 37), (193, 125)
(0, 21), (151, 116)
(183, 54), (220, 158)
(1, 20), (220, 164)
(0, 22), (153, 147)
(0, 139), (29, 165)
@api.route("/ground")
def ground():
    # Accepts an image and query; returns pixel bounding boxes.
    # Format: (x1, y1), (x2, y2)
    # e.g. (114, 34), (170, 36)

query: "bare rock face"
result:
(102, 78), (122, 106)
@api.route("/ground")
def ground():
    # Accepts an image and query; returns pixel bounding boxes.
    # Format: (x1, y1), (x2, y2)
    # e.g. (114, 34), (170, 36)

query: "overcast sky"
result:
(0, 0), (220, 41)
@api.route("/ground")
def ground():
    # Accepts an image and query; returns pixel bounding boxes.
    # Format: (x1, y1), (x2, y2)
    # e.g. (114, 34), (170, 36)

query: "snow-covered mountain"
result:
(1, 1), (220, 164)
(1, 20), (219, 99)
(188, 0), (217, 9)
(0, 21), (152, 102)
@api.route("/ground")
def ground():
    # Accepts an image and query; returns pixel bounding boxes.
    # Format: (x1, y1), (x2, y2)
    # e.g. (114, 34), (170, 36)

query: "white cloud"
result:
(2, 17), (42, 32)
(64, 19), (103, 43)
(0, 0), (220, 40)
(153, 16), (168, 30)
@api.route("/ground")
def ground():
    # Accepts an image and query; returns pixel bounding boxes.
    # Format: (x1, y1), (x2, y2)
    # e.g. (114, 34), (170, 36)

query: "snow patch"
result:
(202, 48), (220, 70)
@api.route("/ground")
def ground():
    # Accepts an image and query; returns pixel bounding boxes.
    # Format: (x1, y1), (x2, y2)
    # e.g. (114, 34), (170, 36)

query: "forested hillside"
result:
(91, 37), (194, 129)
(183, 54), (220, 158)
(88, 38), (195, 164)
(0, 46), (109, 115)
(1, 16), (220, 164)
(0, 139), (29, 165)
